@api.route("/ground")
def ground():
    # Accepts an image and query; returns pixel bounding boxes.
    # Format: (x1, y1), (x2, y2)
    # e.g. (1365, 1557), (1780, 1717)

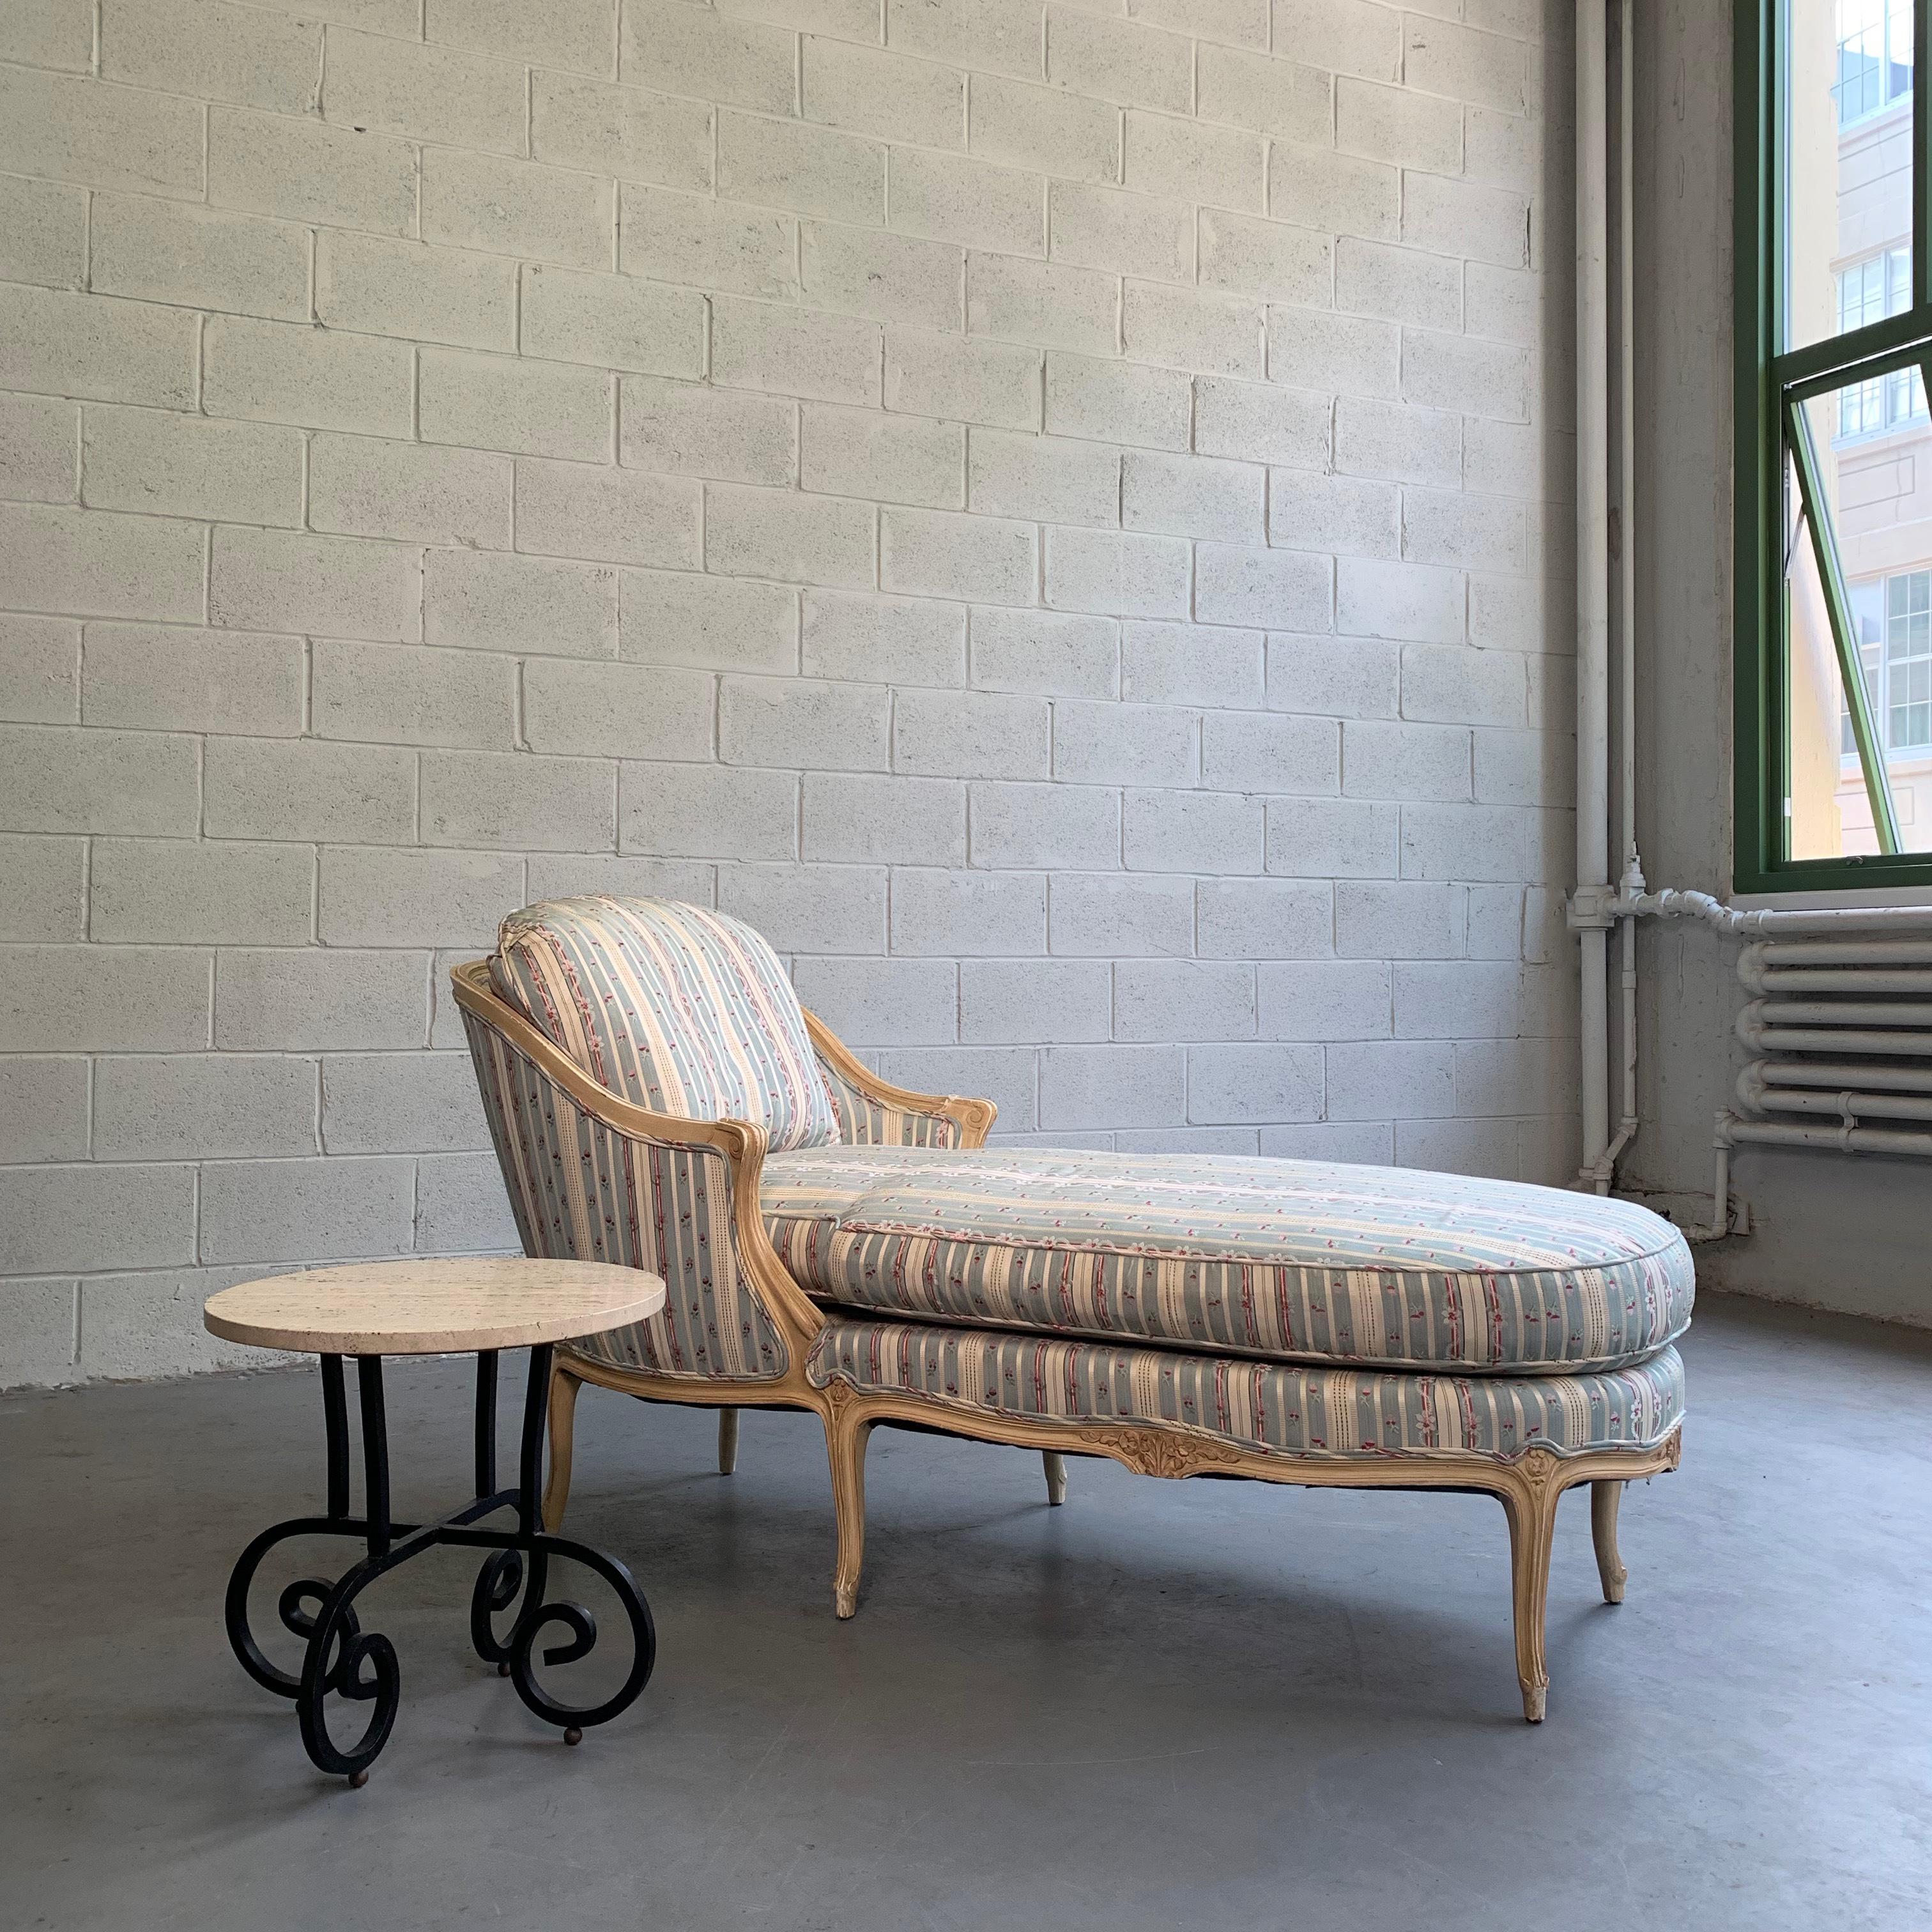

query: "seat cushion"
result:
(765, 1146), (1694, 1374)
(808, 1321), (1685, 1462)
(491, 896), (839, 1150)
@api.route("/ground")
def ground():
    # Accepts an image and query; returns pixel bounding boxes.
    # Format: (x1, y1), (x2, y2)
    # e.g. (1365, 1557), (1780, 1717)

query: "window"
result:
(1736, 0), (1932, 887)
(1836, 0), (1915, 124)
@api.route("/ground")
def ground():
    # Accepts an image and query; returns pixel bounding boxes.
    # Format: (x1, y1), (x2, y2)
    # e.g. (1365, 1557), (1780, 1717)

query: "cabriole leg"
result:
(824, 1395), (872, 1621)
(1500, 1452), (1563, 1724)
(718, 1407), (739, 1476)
(1591, 1478), (1627, 1604)
(1042, 1450), (1067, 1506)
(541, 1359), (580, 1533)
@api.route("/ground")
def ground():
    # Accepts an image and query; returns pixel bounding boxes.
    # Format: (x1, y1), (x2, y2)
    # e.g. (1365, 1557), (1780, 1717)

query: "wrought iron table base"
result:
(224, 1342), (655, 1786)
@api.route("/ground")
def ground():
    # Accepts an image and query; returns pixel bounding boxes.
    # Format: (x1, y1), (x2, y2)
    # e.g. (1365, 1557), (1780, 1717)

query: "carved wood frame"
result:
(453, 958), (1684, 1724)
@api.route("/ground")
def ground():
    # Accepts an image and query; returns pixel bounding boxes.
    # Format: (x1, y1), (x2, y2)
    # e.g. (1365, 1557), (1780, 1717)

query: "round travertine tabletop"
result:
(203, 1257), (666, 1357)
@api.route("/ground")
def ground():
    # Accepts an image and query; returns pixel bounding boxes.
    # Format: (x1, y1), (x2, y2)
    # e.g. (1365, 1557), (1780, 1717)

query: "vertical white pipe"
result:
(1614, 0), (1641, 1176)
(1577, 0), (1613, 1173)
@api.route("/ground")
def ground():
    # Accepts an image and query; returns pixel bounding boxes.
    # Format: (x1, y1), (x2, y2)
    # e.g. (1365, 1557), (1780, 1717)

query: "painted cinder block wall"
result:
(0, 0), (1577, 1387)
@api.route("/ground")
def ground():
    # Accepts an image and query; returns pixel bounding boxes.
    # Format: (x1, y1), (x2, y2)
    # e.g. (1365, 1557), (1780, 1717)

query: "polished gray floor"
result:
(4, 1291), (1928, 1931)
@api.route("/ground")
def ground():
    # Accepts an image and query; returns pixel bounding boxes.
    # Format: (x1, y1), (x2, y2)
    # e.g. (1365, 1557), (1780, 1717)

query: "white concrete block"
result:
(91, 194), (309, 322)
(321, 1050), (491, 1154)
(1, 68), (202, 201)
(1266, 633), (1399, 717)
(803, 35), (965, 147)
(521, 264), (706, 378)
(887, 329), (1043, 431)
(204, 736), (417, 843)
(1116, 960), (1256, 1040)
(620, 761), (799, 861)
(1334, 394), (1460, 487)
(1193, 540), (1330, 631)
(1124, 450), (1265, 543)
(0, 175), (88, 290)
(890, 868), (1046, 955)
(1401, 14), (1528, 112)
(82, 407), (303, 528)
(1055, 699), (1195, 785)
(622, 184), (797, 300)
(624, 0), (796, 112)
(1124, 110), (1266, 213)
(1402, 487), (1526, 574)
(969, 427), (1121, 527)
(314, 640), (518, 749)
(199, 1154), (417, 1264)
(102, 0), (321, 114)
(0, 282), (197, 411)
(1342, 718), (1470, 801)
(420, 348), (613, 463)
(1268, 142), (1397, 241)
(896, 687), (1051, 778)
(621, 568), (798, 673)
(0, 503), (203, 625)
(970, 780), (1119, 869)
(887, 0), (1044, 79)
(323, 26), (525, 155)
(803, 405), (965, 509)
(320, 847), (529, 946)
(960, 959), (1112, 1043)
(790, 954), (960, 1046)
(95, 1052), (319, 1160)
(216, 947), (430, 1051)
(428, 0), (615, 75)
(1336, 75), (1462, 172)
(712, 296), (883, 406)
(204, 314), (413, 438)
(81, 624), (304, 738)
(1257, 1121), (1392, 1163)
(89, 836), (310, 945)
(0, 721), (199, 835)
(891, 147), (1046, 256)
(969, 72), (1121, 185)
(309, 434), (512, 548)
(1265, 304), (1399, 399)
(1198, 877), (1334, 958)
(208, 106), (416, 238)
(1266, 795), (1399, 877)
(425, 548), (618, 659)
(1187, 1043), (1322, 1124)
(802, 772), (966, 865)
(622, 375), (798, 486)
(0, 834), (86, 941)
(420, 748), (615, 850)
(1402, 329), (1529, 422)
(0, 615), (80, 724)
(721, 675), (889, 771)
(1121, 620), (1263, 707)
(424, 149), (615, 271)
(1270, 468), (1399, 559)
(1, 1163), (196, 1275)
(1256, 960), (1394, 1039)
(804, 591), (967, 685)
(1122, 788), (1264, 873)
(1195, 43), (1331, 142)
(1334, 880), (1466, 958)
(969, 253), (1118, 357)
(1064, 868), (1207, 965)
(1198, 209), (1331, 304)
(878, 1046), (1037, 1128)
(1, 941), (210, 1052)
(1324, 1039), (1455, 1119)
(717, 861), (887, 953)
(1123, 282), (1264, 378)
(1046, 8), (1190, 112)
(1273, 0), (1400, 82)
(882, 507), (1038, 606)
(213, 527), (421, 645)
(1049, 181), (1194, 286)
(707, 483), (877, 590)
(534, 72), (714, 192)
(1201, 710), (1339, 793)
(970, 608), (1118, 698)
(515, 459), (700, 569)
(525, 659), (716, 760)
(1045, 527), (1190, 618)
(1040, 1044), (1186, 1129)
(1334, 236), (1460, 330)
(1046, 353), (1191, 452)
(0, 1056), (89, 1163)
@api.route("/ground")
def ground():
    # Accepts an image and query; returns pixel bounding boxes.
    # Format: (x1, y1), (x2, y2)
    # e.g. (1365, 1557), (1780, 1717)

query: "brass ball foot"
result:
(564, 1726), (583, 1747)
(497, 1661), (510, 1677)
(348, 1768), (369, 1790)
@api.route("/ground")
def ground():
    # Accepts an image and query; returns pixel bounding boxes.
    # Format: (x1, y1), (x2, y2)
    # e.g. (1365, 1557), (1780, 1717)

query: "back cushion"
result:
(491, 896), (839, 1149)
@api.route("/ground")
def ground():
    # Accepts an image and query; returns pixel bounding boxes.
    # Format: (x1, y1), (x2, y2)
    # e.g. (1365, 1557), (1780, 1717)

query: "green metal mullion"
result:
(1909, 0), (1931, 346)
(1780, 327), (1932, 404)
(1786, 398), (1902, 855)
(1775, 309), (1932, 388)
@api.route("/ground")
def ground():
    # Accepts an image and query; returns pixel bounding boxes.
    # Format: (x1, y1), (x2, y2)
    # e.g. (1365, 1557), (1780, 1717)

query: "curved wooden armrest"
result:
(802, 1009), (997, 1149)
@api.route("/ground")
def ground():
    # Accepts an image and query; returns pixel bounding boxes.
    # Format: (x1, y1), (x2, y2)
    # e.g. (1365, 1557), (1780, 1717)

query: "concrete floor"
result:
(3, 1292), (1929, 1932)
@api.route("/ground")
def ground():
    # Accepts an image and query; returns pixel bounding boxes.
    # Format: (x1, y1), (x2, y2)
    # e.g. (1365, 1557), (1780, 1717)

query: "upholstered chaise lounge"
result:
(454, 896), (1690, 1723)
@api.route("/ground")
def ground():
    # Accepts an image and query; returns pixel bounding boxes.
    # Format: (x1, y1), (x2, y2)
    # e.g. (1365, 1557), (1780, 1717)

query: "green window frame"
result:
(1736, 0), (1932, 890)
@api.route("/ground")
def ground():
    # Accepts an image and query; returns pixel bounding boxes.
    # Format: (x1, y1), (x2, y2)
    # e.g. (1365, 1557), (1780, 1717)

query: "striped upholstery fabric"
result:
(491, 896), (838, 1151)
(765, 1145), (1693, 1374)
(815, 1055), (966, 1148)
(808, 1322), (1685, 1462)
(465, 1003), (789, 1382)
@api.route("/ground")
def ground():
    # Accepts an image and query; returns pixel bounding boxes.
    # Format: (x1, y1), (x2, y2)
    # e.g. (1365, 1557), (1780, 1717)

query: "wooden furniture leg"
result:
(1591, 1478), (1627, 1604)
(1501, 1450), (1563, 1723)
(718, 1407), (740, 1475)
(824, 1389), (872, 1620)
(542, 1359), (581, 1532)
(1043, 1450), (1068, 1506)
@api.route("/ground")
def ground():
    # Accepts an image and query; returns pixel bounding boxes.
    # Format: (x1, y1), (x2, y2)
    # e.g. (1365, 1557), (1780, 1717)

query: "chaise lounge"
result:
(454, 896), (1690, 1722)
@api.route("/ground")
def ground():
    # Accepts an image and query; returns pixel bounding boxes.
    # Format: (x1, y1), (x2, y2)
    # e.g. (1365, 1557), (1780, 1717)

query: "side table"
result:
(204, 1257), (667, 1788)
